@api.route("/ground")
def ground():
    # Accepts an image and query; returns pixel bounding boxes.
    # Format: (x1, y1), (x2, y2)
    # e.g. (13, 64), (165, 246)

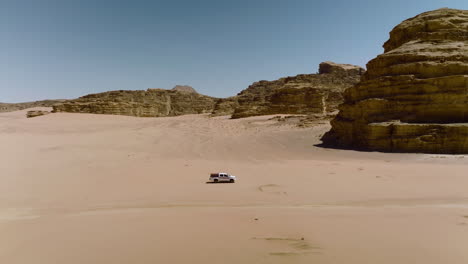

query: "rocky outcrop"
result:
(319, 61), (365, 76)
(26, 110), (50, 118)
(50, 63), (364, 119)
(211, 97), (239, 116)
(324, 8), (468, 154)
(171, 85), (197, 93)
(231, 62), (364, 119)
(0, 100), (65, 113)
(52, 89), (217, 117)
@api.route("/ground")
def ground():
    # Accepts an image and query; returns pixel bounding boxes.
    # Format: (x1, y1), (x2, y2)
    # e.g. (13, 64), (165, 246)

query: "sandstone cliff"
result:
(52, 88), (217, 117)
(51, 63), (364, 119)
(324, 8), (468, 154)
(231, 62), (364, 119)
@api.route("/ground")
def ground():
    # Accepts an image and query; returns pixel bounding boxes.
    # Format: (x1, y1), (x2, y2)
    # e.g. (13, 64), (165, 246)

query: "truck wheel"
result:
(214, 179), (218, 183)
(230, 179), (234, 183)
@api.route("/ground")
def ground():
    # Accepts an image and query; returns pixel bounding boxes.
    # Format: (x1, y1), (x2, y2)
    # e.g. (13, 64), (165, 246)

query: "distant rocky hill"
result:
(323, 8), (468, 154)
(49, 62), (364, 119)
(0, 100), (66, 113)
(230, 62), (364, 119)
(171, 85), (197, 93)
(52, 87), (217, 117)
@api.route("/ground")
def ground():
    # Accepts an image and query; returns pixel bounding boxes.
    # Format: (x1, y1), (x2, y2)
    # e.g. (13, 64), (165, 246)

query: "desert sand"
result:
(1, 108), (467, 264)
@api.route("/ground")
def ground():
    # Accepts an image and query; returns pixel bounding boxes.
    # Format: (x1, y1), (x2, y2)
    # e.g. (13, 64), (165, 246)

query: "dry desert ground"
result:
(1, 107), (468, 264)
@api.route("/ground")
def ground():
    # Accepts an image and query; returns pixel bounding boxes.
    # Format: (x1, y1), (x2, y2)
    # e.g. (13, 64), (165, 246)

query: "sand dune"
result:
(0, 108), (467, 264)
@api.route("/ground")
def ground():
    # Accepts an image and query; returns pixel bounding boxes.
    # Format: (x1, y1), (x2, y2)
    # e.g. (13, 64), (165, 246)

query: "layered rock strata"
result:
(324, 8), (468, 153)
(53, 88), (217, 117)
(0, 100), (65, 113)
(231, 62), (364, 119)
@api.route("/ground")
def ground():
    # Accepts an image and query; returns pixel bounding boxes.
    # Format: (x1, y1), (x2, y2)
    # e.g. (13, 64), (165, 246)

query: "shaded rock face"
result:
(324, 8), (468, 154)
(53, 89), (217, 117)
(231, 62), (364, 119)
(211, 97), (239, 116)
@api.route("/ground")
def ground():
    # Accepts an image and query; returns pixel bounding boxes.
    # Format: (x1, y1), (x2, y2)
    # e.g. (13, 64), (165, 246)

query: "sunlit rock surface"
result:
(231, 62), (364, 119)
(324, 8), (468, 153)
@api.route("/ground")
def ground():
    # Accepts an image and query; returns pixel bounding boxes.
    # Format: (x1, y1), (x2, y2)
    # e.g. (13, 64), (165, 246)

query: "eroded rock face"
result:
(231, 62), (364, 119)
(211, 97), (240, 116)
(319, 61), (365, 76)
(51, 63), (364, 119)
(53, 89), (217, 117)
(324, 8), (468, 153)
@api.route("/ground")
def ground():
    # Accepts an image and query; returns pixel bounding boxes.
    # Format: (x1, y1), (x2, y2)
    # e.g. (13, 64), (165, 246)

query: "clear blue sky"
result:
(1, 0), (467, 102)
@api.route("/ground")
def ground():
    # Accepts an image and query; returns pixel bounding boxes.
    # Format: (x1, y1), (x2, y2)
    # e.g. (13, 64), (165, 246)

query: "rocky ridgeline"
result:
(0, 100), (65, 113)
(231, 61), (364, 119)
(52, 87), (217, 117)
(51, 62), (361, 119)
(324, 8), (468, 154)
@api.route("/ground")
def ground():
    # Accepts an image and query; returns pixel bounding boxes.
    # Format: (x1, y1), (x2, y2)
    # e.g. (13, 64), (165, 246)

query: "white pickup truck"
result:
(208, 173), (236, 183)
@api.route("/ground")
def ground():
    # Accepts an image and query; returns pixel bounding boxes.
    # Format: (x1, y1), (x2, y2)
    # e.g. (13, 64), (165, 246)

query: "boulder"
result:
(323, 8), (468, 153)
(171, 85), (198, 93)
(26, 110), (50, 118)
